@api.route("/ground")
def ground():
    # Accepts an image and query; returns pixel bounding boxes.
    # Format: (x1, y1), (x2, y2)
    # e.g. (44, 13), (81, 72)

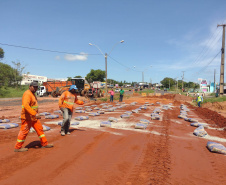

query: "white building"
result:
(21, 74), (47, 85)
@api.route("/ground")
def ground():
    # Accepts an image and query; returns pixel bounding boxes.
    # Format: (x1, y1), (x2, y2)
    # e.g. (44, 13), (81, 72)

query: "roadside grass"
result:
(0, 86), (28, 98)
(100, 97), (108, 102)
(138, 89), (155, 94)
(203, 96), (226, 103)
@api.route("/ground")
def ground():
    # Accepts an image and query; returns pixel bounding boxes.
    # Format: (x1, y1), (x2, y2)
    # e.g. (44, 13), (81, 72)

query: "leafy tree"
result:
(118, 81), (123, 87)
(131, 81), (137, 87)
(12, 61), (25, 87)
(160, 77), (176, 88)
(74, 75), (82, 78)
(67, 77), (72, 81)
(0, 48), (4, 59)
(86, 69), (105, 82)
(107, 79), (118, 86)
(177, 80), (182, 89)
(0, 62), (15, 86)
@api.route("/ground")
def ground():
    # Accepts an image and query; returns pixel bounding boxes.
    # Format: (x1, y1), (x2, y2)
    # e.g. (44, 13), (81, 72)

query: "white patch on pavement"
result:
(207, 127), (226, 131)
(71, 120), (151, 134)
(44, 121), (59, 125)
(202, 135), (226, 142)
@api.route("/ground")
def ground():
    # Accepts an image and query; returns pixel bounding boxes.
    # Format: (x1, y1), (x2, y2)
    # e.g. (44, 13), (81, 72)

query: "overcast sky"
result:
(1, 0), (226, 84)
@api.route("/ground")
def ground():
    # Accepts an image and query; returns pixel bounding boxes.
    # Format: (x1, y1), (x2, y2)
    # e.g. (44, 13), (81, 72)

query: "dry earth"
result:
(0, 94), (226, 185)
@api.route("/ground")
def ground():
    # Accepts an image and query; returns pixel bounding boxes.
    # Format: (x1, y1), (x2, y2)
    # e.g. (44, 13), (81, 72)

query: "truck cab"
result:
(36, 86), (46, 97)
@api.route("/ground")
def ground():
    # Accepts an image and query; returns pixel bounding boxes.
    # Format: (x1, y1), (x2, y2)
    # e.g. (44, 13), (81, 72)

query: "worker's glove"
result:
(78, 100), (84, 105)
(35, 113), (41, 119)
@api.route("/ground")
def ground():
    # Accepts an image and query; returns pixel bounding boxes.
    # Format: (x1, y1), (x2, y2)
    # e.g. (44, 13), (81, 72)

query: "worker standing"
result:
(119, 87), (125, 102)
(108, 88), (114, 102)
(59, 85), (84, 136)
(14, 82), (54, 152)
(196, 93), (203, 107)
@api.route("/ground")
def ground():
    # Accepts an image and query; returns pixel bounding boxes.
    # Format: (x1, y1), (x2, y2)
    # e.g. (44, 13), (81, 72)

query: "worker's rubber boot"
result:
(61, 131), (65, 136)
(42, 144), (54, 148)
(14, 148), (28, 152)
(66, 132), (70, 135)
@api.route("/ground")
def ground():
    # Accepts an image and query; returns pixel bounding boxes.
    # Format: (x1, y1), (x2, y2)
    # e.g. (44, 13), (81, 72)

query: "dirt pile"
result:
(202, 101), (226, 111)
(192, 106), (226, 128)
(156, 94), (193, 102)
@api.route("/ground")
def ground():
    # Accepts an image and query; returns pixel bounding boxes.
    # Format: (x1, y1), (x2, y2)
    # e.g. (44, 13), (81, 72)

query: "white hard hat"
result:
(197, 93), (199, 96)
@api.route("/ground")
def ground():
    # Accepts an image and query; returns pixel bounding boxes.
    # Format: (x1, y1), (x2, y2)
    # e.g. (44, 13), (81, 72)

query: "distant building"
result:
(21, 74), (47, 85)
(200, 79), (209, 92)
(210, 82), (217, 93)
(153, 83), (162, 88)
(124, 84), (131, 87)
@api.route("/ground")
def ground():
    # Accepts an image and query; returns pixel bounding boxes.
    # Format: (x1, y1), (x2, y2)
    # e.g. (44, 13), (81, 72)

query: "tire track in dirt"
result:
(125, 108), (172, 185)
(46, 132), (109, 181)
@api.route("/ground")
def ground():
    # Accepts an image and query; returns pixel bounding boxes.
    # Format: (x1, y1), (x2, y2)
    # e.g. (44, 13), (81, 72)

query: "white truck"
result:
(36, 86), (46, 97)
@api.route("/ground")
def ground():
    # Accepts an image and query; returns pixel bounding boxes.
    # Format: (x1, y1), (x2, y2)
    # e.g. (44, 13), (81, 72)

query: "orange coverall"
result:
(15, 90), (48, 149)
(59, 91), (84, 111)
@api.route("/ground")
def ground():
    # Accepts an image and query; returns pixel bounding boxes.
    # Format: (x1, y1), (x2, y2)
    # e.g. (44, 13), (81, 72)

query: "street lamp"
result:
(134, 65), (152, 82)
(89, 40), (124, 96)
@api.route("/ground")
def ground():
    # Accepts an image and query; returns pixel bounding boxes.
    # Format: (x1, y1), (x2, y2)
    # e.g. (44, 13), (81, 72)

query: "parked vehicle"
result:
(115, 88), (119, 93)
(85, 81), (103, 98)
(36, 81), (72, 97)
(36, 78), (90, 97)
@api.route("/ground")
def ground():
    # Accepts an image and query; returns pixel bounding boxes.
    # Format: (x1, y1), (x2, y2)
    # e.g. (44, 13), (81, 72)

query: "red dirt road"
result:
(0, 94), (226, 185)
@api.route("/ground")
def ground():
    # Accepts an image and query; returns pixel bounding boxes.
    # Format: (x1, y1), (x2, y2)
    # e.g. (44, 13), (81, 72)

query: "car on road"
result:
(115, 88), (119, 93)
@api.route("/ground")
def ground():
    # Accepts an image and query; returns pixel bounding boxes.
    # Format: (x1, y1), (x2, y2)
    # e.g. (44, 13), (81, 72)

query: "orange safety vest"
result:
(21, 90), (39, 121)
(59, 91), (83, 112)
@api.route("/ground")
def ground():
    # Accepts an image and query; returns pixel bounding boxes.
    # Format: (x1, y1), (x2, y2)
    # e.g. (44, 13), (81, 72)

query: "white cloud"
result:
(55, 56), (61, 60)
(64, 52), (88, 61)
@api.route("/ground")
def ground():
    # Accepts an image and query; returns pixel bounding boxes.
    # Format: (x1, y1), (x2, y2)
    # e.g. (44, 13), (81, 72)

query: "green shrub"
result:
(0, 85), (29, 98)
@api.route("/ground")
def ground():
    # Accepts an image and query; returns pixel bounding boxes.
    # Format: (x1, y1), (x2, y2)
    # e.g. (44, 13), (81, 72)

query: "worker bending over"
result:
(14, 82), (54, 152)
(59, 85), (84, 136)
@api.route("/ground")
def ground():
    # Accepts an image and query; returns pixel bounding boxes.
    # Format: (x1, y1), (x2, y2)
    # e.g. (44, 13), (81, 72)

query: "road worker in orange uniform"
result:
(59, 85), (84, 136)
(14, 82), (54, 152)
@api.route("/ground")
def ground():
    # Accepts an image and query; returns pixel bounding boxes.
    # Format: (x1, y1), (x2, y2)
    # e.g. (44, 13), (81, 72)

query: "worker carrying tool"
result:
(14, 82), (54, 152)
(59, 85), (84, 136)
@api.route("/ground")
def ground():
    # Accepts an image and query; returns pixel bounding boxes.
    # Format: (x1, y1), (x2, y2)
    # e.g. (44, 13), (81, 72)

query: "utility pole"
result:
(214, 69), (216, 93)
(105, 53), (108, 96)
(142, 71), (144, 82)
(169, 79), (170, 89)
(217, 24), (225, 97)
(182, 71), (185, 92)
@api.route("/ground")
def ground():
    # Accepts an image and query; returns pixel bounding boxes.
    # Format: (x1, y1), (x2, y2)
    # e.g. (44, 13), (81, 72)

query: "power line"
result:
(108, 55), (132, 71)
(0, 42), (102, 55)
(189, 19), (226, 68)
(194, 30), (221, 65)
(197, 50), (221, 73)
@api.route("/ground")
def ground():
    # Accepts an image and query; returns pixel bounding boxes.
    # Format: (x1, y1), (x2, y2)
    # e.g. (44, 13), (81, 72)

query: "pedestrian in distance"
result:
(119, 87), (125, 102)
(59, 85), (84, 136)
(14, 82), (54, 152)
(108, 88), (114, 102)
(196, 93), (203, 107)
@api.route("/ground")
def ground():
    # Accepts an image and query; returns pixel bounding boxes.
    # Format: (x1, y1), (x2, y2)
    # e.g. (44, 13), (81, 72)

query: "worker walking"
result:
(196, 93), (203, 107)
(14, 82), (54, 152)
(119, 87), (125, 102)
(59, 85), (84, 136)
